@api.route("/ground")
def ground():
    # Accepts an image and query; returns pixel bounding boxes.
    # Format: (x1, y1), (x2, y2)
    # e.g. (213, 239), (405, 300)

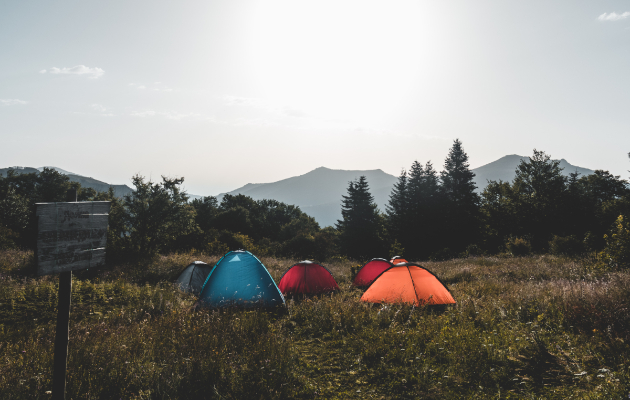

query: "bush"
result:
(598, 215), (630, 270)
(583, 231), (600, 253)
(465, 243), (483, 257)
(549, 235), (583, 256)
(205, 238), (229, 255)
(217, 231), (268, 255)
(506, 237), (531, 256)
(0, 226), (19, 250)
(281, 234), (316, 259)
(430, 247), (455, 261)
(388, 240), (405, 259)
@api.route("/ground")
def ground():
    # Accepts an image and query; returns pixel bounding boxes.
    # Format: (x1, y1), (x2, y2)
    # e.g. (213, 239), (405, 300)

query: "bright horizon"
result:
(1, 1), (629, 196)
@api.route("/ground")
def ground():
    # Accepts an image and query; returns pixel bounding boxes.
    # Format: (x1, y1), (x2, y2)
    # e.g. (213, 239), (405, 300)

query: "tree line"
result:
(0, 170), (334, 261)
(1, 143), (629, 265)
(336, 141), (630, 263)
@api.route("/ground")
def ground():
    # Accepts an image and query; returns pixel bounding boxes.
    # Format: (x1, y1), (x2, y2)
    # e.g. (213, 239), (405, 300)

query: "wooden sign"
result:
(36, 201), (111, 276)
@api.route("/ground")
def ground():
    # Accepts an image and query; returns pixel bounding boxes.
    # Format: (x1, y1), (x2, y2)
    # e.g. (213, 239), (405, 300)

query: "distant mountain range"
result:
(2, 155), (596, 227)
(0, 166), (134, 198)
(219, 156), (595, 227)
(217, 167), (398, 228)
(471, 155), (595, 190)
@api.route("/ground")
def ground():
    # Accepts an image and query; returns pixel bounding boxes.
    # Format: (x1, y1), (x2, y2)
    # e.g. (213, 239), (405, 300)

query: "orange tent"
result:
(361, 263), (455, 306)
(390, 256), (408, 265)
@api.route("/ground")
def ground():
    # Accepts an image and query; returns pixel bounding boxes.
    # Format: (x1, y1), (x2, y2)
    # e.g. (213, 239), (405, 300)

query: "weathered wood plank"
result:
(36, 202), (111, 224)
(36, 201), (111, 276)
(38, 240), (108, 257)
(38, 227), (107, 246)
(38, 247), (105, 263)
(38, 249), (106, 275)
(36, 201), (110, 214)
(38, 215), (110, 231)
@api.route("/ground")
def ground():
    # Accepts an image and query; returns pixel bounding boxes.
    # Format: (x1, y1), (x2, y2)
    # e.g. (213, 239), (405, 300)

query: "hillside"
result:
(218, 167), (398, 227)
(0, 166), (133, 198)
(472, 154), (595, 190)
(218, 157), (595, 227)
(1, 155), (597, 227)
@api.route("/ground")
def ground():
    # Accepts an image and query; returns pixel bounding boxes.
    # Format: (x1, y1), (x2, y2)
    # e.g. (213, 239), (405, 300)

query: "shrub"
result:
(465, 243), (482, 257)
(205, 238), (229, 255)
(506, 237), (531, 256)
(548, 235), (583, 256)
(0, 226), (19, 250)
(598, 215), (630, 270)
(430, 247), (455, 261)
(388, 240), (405, 259)
(582, 231), (599, 253)
(281, 233), (316, 259)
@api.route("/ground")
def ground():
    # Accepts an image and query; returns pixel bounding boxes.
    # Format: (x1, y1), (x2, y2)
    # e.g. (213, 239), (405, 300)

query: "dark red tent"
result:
(352, 258), (394, 288)
(278, 261), (339, 295)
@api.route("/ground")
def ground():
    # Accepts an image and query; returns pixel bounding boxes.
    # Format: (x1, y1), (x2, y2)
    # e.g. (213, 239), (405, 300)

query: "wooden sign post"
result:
(36, 190), (110, 400)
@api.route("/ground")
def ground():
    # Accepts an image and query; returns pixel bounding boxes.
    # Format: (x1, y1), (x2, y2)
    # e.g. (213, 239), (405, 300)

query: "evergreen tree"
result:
(441, 139), (478, 206)
(386, 169), (408, 245)
(336, 176), (384, 259)
(512, 149), (567, 250)
(440, 139), (480, 251)
(480, 179), (517, 252)
(406, 160), (442, 258)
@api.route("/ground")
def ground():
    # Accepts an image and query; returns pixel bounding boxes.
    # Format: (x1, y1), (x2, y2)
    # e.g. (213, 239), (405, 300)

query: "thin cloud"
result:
(42, 65), (105, 79)
(89, 104), (114, 116)
(130, 110), (199, 120)
(225, 95), (309, 118)
(164, 111), (200, 120)
(282, 106), (308, 118)
(130, 82), (172, 92)
(598, 12), (630, 21)
(91, 104), (107, 113)
(130, 110), (157, 117)
(1, 99), (28, 106)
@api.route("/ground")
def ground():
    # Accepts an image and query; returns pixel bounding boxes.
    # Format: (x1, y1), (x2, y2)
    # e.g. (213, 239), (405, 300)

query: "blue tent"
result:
(198, 250), (285, 308)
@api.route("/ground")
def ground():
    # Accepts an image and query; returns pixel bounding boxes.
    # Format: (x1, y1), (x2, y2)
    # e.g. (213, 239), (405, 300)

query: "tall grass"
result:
(2, 251), (630, 398)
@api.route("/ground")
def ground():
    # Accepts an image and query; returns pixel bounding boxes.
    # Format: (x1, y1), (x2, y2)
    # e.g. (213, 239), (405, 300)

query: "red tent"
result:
(352, 258), (394, 288)
(278, 261), (339, 295)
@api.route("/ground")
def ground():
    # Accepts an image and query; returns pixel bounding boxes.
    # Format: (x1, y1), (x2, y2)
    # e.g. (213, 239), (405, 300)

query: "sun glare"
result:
(245, 1), (442, 126)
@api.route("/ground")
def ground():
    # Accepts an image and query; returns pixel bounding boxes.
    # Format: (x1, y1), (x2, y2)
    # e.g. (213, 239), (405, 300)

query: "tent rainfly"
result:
(278, 260), (339, 296)
(390, 256), (408, 265)
(352, 258), (394, 288)
(361, 262), (456, 306)
(198, 250), (285, 308)
(175, 261), (212, 295)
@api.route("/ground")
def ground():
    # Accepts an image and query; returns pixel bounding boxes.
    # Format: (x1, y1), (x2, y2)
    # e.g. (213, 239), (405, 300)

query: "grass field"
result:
(1, 250), (630, 399)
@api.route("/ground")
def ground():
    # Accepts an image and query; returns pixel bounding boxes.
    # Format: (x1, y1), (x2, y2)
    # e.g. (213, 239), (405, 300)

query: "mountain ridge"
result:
(0, 166), (134, 198)
(218, 156), (595, 227)
(2, 155), (597, 227)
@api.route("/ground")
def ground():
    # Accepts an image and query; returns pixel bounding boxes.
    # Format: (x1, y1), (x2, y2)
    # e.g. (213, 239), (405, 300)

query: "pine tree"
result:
(441, 139), (478, 206)
(336, 176), (384, 259)
(386, 169), (408, 244)
(406, 160), (442, 258)
(406, 161), (424, 226)
(512, 149), (567, 251)
(440, 139), (480, 251)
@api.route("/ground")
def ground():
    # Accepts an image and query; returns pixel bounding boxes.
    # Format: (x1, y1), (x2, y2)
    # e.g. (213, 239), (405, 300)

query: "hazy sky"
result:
(1, 1), (629, 195)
